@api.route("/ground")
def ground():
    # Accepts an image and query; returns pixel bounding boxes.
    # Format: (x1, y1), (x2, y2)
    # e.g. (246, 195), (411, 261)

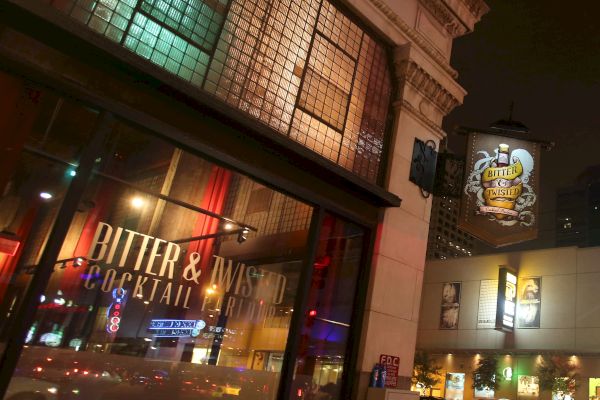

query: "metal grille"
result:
(45, 0), (393, 183)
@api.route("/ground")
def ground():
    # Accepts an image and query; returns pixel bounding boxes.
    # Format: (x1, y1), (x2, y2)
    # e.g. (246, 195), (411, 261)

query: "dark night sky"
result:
(442, 0), (600, 251)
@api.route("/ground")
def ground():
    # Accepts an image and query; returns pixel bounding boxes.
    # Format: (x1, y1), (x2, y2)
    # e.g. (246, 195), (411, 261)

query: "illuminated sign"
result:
(459, 132), (541, 247)
(148, 319), (206, 337)
(496, 267), (517, 332)
(517, 277), (541, 328)
(588, 378), (600, 400)
(106, 288), (126, 334)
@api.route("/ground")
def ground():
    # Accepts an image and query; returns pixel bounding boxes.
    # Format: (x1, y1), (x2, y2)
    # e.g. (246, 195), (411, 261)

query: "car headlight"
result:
(47, 387), (58, 394)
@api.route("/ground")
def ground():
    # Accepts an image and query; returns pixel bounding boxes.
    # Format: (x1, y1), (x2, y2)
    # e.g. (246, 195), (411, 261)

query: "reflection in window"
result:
(291, 214), (365, 400)
(5, 118), (313, 399)
(45, 0), (393, 183)
(0, 72), (97, 357)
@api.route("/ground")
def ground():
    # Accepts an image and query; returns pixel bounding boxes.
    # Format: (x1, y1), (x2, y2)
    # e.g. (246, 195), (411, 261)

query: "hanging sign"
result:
(459, 132), (540, 247)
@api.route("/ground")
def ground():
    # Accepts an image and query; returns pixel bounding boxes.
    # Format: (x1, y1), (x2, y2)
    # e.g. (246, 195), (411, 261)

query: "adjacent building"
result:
(0, 0), (487, 399)
(427, 195), (477, 260)
(556, 166), (600, 248)
(418, 246), (600, 400)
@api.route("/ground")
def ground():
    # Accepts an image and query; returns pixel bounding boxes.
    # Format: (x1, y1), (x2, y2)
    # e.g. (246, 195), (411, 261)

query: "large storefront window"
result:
(0, 71), (98, 356)
(291, 214), (365, 399)
(0, 75), (318, 399)
(41, 0), (393, 184)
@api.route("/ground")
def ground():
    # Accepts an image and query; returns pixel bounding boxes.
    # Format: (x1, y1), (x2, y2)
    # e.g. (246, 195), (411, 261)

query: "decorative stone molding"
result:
(419, 0), (468, 38)
(394, 98), (446, 140)
(461, 0), (491, 20)
(395, 59), (461, 115)
(366, 0), (459, 79)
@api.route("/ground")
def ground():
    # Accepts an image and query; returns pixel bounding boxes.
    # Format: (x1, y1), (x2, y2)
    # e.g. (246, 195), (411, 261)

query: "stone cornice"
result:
(419, 0), (468, 38)
(461, 0), (490, 20)
(394, 99), (446, 141)
(366, 0), (459, 79)
(395, 59), (461, 115)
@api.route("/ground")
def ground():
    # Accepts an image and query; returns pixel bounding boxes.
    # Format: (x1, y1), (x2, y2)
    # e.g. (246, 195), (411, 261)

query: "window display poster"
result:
(552, 391), (574, 400)
(477, 280), (498, 329)
(518, 375), (540, 397)
(474, 386), (495, 399)
(440, 282), (461, 329)
(445, 373), (466, 400)
(588, 378), (600, 400)
(518, 277), (541, 328)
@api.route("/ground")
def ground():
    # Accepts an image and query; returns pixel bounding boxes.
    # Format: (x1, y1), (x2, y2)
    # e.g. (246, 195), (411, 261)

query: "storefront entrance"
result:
(0, 70), (373, 400)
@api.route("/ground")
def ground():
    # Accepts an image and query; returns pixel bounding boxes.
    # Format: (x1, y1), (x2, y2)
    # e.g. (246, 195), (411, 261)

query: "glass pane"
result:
(0, 70), (98, 357)
(46, 0), (393, 183)
(290, 213), (365, 399)
(5, 118), (313, 400)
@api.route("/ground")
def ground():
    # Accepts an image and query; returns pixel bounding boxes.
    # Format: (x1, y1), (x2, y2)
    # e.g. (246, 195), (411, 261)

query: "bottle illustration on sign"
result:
(464, 142), (536, 227)
(481, 143), (523, 220)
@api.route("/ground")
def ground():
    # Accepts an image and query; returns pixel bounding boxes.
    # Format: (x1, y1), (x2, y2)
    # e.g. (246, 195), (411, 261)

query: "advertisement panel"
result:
(477, 280), (498, 329)
(518, 375), (540, 397)
(518, 277), (541, 328)
(459, 132), (541, 247)
(445, 373), (466, 400)
(440, 282), (461, 329)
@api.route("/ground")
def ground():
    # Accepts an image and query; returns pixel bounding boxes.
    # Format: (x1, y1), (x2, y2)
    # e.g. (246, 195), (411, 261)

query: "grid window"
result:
(124, 13), (211, 85)
(47, 0), (393, 184)
(140, 0), (226, 51)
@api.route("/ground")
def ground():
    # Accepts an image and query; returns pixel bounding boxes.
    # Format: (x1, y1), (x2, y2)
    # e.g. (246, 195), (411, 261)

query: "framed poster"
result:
(518, 277), (541, 328)
(518, 375), (540, 397)
(445, 373), (466, 400)
(477, 280), (498, 329)
(440, 282), (461, 329)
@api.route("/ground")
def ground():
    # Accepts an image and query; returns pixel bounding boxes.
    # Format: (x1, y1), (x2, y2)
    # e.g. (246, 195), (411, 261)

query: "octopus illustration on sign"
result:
(464, 143), (536, 227)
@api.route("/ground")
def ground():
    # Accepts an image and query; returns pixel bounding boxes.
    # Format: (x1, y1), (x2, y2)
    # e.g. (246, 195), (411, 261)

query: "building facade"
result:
(426, 195), (477, 260)
(0, 0), (487, 399)
(418, 246), (600, 400)
(556, 169), (600, 248)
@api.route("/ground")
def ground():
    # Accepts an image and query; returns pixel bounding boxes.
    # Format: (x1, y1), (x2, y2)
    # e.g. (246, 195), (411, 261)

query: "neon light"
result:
(106, 288), (127, 334)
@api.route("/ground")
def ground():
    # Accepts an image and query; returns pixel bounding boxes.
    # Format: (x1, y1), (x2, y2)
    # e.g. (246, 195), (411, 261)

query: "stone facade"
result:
(345, 0), (488, 397)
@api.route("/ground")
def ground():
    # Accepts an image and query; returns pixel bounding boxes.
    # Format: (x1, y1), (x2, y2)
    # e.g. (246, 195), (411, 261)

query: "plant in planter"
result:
(536, 356), (579, 397)
(472, 356), (500, 393)
(413, 351), (442, 395)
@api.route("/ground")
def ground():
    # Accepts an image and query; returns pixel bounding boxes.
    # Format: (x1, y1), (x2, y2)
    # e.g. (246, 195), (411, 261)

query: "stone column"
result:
(348, 1), (488, 398)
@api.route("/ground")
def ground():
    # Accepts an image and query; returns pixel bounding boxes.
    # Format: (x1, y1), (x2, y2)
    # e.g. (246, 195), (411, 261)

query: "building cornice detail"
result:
(394, 99), (446, 141)
(366, 0), (459, 79)
(395, 59), (461, 116)
(461, 0), (491, 20)
(419, 0), (468, 38)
